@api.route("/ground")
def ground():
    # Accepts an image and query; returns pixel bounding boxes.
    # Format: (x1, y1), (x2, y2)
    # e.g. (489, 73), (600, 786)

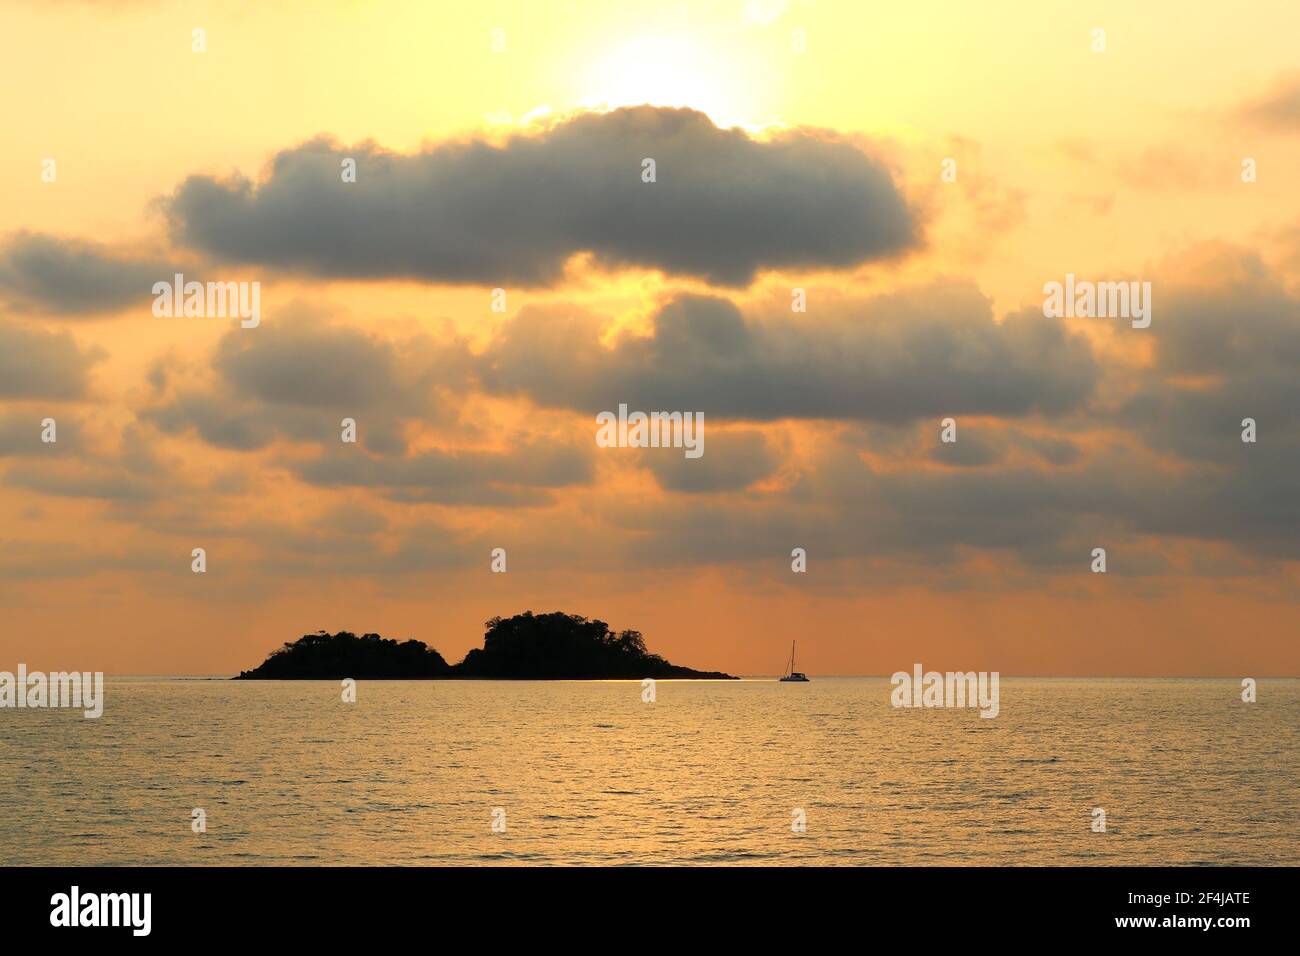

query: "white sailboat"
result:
(779, 640), (810, 682)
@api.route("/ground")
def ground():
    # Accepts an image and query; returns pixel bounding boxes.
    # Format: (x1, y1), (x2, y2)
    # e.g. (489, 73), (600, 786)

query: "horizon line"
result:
(86, 673), (1300, 680)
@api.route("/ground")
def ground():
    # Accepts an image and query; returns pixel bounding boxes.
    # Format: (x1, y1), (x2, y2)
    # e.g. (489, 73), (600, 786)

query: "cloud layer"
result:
(480, 285), (1099, 421)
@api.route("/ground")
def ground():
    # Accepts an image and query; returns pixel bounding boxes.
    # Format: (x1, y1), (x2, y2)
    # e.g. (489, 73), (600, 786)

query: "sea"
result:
(2, 677), (1295, 865)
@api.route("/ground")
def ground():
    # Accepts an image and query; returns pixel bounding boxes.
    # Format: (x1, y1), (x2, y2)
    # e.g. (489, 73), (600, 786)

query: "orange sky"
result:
(2, 1), (1299, 675)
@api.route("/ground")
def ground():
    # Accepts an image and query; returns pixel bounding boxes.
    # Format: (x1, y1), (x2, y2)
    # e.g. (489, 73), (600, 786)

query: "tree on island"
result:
(461, 612), (665, 678)
(235, 611), (735, 680)
(236, 630), (451, 679)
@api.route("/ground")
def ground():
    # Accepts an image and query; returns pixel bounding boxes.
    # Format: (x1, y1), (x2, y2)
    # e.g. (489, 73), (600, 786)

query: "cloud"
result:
(1236, 73), (1300, 131)
(44, 243), (1297, 577)
(580, 434), (1196, 578)
(0, 318), (103, 398)
(165, 106), (918, 287)
(144, 391), (278, 451)
(0, 232), (172, 315)
(614, 249), (1300, 568)
(480, 284), (1099, 421)
(142, 309), (470, 454)
(1120, 248), (1300, 466)
(137, 309), (590, 506)
(290, 439), (595, 507)
(0, 410), (82, 456)
(641, 428), (777, 492)
(0, 422), (172, 504)
(2, 461), (159, 501)
(928, 429), (1003, 467)
(1110, 248), (1300, 557)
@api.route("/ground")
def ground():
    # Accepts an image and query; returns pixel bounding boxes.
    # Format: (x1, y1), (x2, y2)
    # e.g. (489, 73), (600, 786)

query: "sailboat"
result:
(779, 640), (810, 682)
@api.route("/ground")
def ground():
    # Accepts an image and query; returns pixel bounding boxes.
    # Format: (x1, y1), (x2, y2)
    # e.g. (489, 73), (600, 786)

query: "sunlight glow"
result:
(580, 35), (740, 124)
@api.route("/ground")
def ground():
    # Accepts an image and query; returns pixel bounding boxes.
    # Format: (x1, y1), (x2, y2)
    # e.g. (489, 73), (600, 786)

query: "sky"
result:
(1, 0), (1299, 676)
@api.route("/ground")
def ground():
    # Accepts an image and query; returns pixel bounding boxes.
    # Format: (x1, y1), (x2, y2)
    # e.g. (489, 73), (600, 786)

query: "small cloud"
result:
(1235, 72), (1300, 132)
(0, 232), (177, 316)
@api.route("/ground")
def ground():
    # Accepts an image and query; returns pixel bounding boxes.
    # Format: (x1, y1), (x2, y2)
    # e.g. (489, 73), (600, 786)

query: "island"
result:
(234, 611), (736, 680)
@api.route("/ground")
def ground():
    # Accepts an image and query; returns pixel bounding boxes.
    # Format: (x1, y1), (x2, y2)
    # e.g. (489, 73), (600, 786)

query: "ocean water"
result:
(1, 677), (1295, 865)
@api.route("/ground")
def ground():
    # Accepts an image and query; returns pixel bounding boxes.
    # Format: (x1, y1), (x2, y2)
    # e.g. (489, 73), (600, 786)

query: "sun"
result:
(580, 34), (739, 124)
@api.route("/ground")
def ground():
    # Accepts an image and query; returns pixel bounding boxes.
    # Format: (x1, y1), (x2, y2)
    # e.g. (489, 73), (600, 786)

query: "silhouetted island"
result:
(235, 611), (736, 680)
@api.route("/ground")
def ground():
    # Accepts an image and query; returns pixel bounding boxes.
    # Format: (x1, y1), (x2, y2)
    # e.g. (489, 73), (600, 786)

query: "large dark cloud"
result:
(480, 284), (1099, 421)
(0, 232), (172, 315)
(165, 107), (918, 286)
(0, 318), (103, 398)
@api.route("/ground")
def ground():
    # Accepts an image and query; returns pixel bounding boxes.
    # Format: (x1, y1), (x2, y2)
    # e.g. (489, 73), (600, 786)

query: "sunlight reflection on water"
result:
(2, 677), (1296, 865)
